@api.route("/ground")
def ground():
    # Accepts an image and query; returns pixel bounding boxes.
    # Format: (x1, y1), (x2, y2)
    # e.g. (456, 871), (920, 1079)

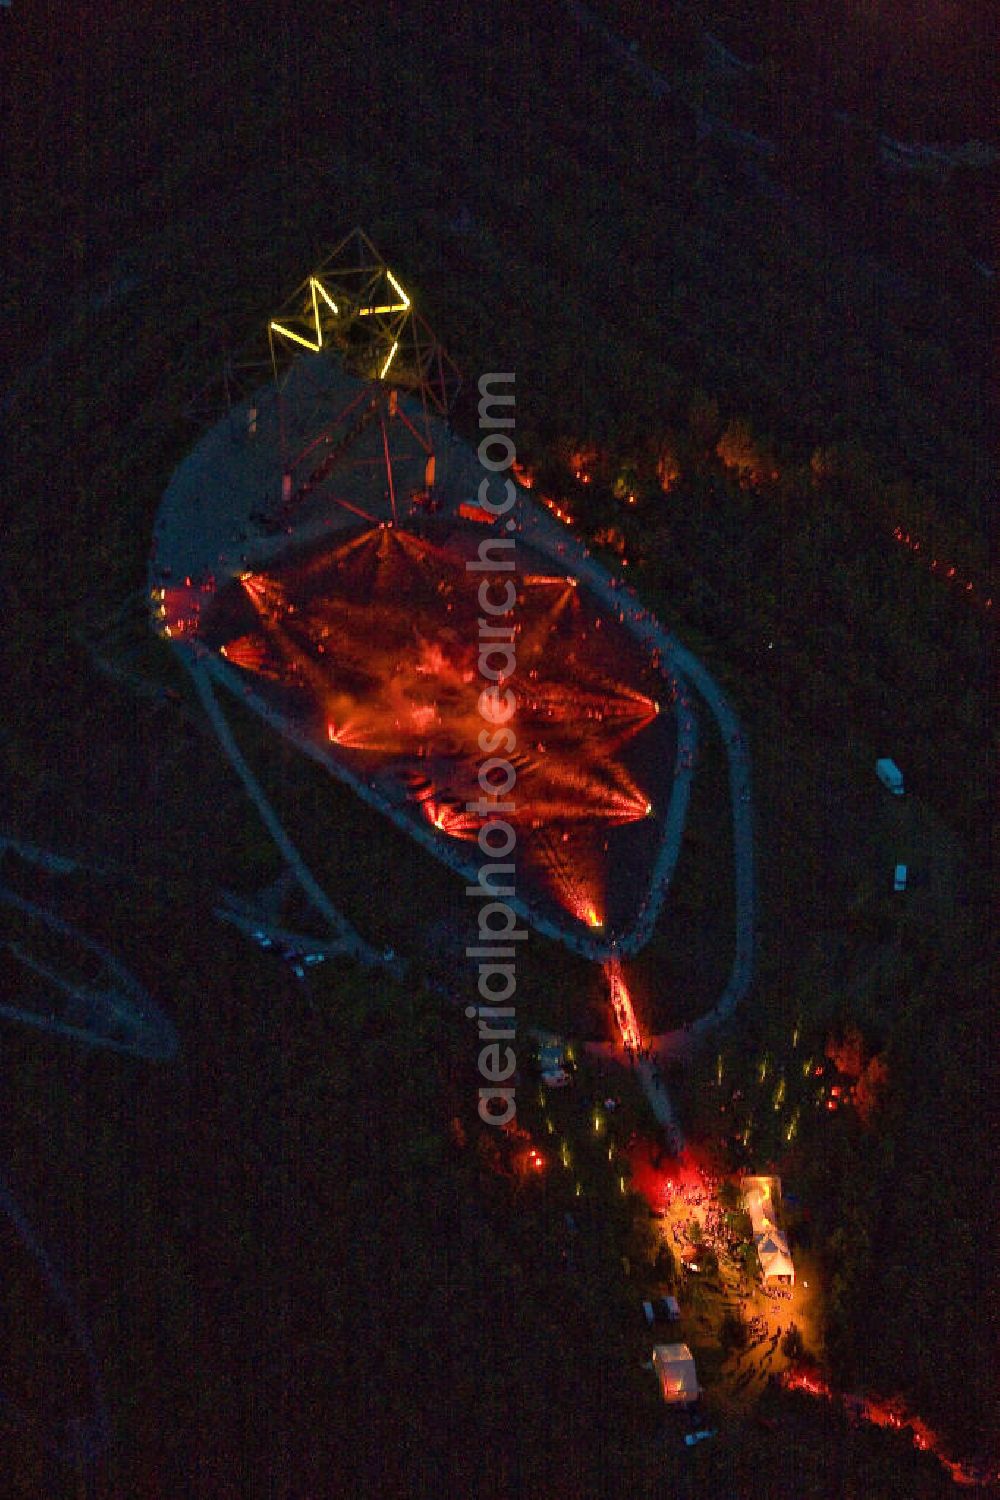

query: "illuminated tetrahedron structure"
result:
(262, 229), (462, 526)
(185, 231), (460, 511)
(268, 228), (460, 439)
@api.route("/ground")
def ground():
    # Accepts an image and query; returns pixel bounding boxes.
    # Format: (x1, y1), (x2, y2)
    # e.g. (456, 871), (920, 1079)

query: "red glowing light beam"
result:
(605, 958), (643, 1052)
(200, 521), (667, 929)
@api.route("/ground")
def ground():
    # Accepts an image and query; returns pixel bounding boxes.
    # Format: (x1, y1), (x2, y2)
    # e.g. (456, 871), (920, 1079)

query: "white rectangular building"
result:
(652, 1343), (700, 1404)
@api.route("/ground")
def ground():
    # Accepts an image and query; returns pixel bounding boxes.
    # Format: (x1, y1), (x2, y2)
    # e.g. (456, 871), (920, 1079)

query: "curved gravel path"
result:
(0, 883), (179, 1062)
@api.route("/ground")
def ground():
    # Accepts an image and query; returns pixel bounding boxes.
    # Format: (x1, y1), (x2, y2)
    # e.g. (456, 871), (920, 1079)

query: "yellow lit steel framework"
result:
(184, 230), (460, 438)
(265, 228), (460, 424)
(257, 232), (464, 531)
(269, 277), (340, 352)
(379, 339), (399, 381)
(358, 270), (410, 318)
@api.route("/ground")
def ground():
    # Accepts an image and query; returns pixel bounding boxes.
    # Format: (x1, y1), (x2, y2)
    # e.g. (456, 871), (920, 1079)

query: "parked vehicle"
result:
(643, 1295), (681, 1326)
(876, 758), (904, 794)
(684, 1428), (716, 1447)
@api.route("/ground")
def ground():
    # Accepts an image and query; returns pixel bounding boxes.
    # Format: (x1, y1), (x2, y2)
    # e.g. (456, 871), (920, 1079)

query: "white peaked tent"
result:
(756, 1231), (795, 1284)
(652, 1343), (700, 1404)
(742, 1175), (795, 1284)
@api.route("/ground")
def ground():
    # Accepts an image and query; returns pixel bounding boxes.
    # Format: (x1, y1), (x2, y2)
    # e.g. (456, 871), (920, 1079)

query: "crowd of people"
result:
(660, 1171), (737, 1265)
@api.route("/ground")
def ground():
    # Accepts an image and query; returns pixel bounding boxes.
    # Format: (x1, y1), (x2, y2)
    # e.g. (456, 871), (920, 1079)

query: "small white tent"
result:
(652, 1343), (700, 1404)
(755, 1230), (795, 1284)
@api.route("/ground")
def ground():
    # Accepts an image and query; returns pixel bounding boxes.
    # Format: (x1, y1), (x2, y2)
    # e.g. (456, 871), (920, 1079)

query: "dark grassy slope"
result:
(4, 0), (992, 522)
(0, 941), (971, 1498)
(0, 0), (994, 1492)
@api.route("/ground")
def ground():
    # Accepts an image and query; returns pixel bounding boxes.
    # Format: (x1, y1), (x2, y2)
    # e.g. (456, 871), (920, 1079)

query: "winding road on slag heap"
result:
(0, 840), (179, 1063)
(189, 660), (396, 973)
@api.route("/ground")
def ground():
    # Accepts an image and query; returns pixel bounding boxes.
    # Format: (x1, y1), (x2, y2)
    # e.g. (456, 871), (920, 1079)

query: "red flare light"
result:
(890, 525), (991, 616)
(221, 635), (267, 672)
(540, 495), (575, 525)
(421, 799), (479, 839)
(457, 502), (497, 525)
(782, 1368), (995, 1487)
(782, 1366), (831, 1399)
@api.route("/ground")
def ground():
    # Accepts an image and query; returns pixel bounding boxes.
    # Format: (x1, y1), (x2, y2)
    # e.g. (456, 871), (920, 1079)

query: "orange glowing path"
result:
(782, 1368), (995, 1488)
(197, 521), (672, 932)
(606, 958), (643, 1051)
